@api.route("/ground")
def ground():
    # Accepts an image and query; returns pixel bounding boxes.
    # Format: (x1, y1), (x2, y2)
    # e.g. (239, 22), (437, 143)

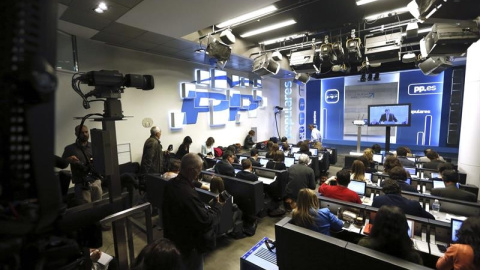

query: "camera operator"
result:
(62, 125), (103, 203)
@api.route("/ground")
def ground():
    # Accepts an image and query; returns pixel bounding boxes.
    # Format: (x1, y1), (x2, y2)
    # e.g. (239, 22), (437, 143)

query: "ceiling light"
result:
(94, 2), (108, 13)
(365, 7), (409, 21)
(261, 33), (306, 45)
(216, 5), (277, 28)
(240, 19), (296, 38)
(356, 0), (379, 5)
(94, 7), (104, 13)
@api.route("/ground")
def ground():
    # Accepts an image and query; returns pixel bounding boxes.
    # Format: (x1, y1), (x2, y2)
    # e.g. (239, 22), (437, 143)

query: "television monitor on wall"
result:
(368, 103), (411, 127)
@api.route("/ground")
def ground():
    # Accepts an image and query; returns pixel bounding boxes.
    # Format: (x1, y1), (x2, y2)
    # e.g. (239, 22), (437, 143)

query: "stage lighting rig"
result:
(346, 29), (362, 62)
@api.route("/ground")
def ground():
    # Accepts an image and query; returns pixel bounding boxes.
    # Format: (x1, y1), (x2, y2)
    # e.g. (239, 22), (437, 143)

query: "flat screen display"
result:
(260, 158), (269, 166)
(368, 103), (411, 127)
(373, 154), (383, 164)
(284, 157), (295, 168)
(309, 148), (318, 156)
(347, 180), (366, 196)
(291, 146), (300, 153)
(451, 219), (464, 242)
(404, 167), (417, 176)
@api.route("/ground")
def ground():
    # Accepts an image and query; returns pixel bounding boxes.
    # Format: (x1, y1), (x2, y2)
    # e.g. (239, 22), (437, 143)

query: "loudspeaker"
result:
(206, 39), (231, 62)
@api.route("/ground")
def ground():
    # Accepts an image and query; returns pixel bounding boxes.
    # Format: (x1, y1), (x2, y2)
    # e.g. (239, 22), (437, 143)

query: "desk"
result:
(257, 176), (275, 185)
(431, 211), (466, 223)
(240, 237), (278, 270)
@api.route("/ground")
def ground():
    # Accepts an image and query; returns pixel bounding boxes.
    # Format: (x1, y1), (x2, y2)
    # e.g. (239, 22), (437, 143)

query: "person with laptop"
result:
(373, 179), (434, 219)
(350, 160), (367, 182)
(248, 149), (263, 167)
(266, 151), (287, 171)
(423, 150), (446, 171)
(292, 188), (344, 236)
(418, 148), (446, 163)
(214, 151), (235, 177)
(396, 146), (415, 168)
(358, 205), (423, 265)
(436, 216), (480, 270)
(318, 169), (362, 204)
(284, 154), (316, 209)
(431, 169), (477, 202)
(236, 159), (259, 182)
(383, 166), (419, 193)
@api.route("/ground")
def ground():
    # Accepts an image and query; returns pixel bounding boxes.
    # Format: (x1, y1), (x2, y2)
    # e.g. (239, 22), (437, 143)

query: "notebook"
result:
(404, 167), (417, 176)
(293, 152), (301, 160)
(451, 218), (463, 242)
(259, 158), (269, 166)
(239, 156), (247, 163)
(433, 180), (460, 189)
(284, 157), (295, 168)
(348, 180), (366, 198)
(309, 148), (318, 156)
(291, 146), (300, 154)
(373, 154), (383, 164)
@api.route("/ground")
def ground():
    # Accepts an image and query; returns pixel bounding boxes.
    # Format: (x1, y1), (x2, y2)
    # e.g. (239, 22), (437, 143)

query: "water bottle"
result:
(432, 199), (440, 214)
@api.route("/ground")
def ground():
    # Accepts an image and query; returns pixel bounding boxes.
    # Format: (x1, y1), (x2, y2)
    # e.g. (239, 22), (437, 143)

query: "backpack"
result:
(214, 147), (223, 158)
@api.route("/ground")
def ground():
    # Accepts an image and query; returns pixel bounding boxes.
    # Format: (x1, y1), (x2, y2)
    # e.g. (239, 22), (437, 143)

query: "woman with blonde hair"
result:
(292, 188), (343, 236)
(351, 160), (366, 182)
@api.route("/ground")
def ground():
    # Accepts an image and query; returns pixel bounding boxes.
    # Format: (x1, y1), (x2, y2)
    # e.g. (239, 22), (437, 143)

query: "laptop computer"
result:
(348, 180), (366, 199)
(284, 157), (294, 168)
(431, 172), (441, 179)
(259, 158), (269, 166)
(373, 154), (383, 164)
(404, 167), (417, 176)
(293, 152), (301, 161)
(433, 179), (460, 189)
(291, 146), (300, 154)
(309, 148), (318, 156)
(364, 173), (372, 182)
(239, 156), (247, 163)
(405, 178), (412, 185)
(451, 218), (464, 242)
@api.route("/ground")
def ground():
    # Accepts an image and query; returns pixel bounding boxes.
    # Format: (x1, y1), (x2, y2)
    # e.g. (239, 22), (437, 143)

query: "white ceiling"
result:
(116, 0), (278, 38)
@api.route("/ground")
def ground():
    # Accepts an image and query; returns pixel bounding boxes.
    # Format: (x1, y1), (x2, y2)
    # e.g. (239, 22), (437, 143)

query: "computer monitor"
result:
(364, 173), (372, 182)
(347, 180), (366, 196)
(239, 156), (247, 163)
(451, 218), (464, 242)
(284, 157), (295, 168)
(291, 146), (300, 154)
(373, 154), (383, 164)
(431, 172), (441, 179)
(293, 152), (301, 161)
(309, 148), (318, 156)
(404, 167), (417, 176)
(259, 158), (269, 166)
(407, 219), (414, 238)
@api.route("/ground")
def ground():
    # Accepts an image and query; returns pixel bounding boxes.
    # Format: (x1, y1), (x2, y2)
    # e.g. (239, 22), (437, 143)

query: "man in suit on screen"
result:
(379, 109), (397, 123)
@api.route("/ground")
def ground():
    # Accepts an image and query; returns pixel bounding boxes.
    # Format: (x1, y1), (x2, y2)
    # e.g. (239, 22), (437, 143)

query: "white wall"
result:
(55, 37), (281, 163)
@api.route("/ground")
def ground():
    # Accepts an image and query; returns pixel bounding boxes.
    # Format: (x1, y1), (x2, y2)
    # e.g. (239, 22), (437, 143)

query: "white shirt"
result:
(311, 128), (322, 142)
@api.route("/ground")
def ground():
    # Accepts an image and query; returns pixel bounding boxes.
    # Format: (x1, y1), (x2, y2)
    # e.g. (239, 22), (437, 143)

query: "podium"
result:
(353, 120), (365, 154)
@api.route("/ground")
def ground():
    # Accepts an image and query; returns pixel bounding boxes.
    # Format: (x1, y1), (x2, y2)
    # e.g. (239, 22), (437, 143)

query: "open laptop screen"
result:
(451, 218), (463, 242)
(309, 148), (318, 156)
(347, 180), (366, 196)
(364, 173), (372, 182)
(431, 172), (441, 179)
(433, 180), (445, 189)
(293, 152), (301, 161)
(291, 147), (300, 154)
(284, 157), (295, 168)
(373, 154), (383, 164)
(404, 167), (417, 176)
(259, 158), (269, 166)
(239, 156), (247, 163)
(407, 220), (414, 238)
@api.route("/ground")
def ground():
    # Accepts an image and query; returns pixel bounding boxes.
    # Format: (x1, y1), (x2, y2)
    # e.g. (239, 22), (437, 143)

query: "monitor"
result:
(407, 219), (414, 238)
(284, 157), (295, 168)
(404, 167), (417, 176)
(364, 173), (372, 182)
(293, 152), (301, 160)
(239, 156), (247, 163)
(234, 169), (241, 174)
(373, 154), (383, 164)
(291, 146), (300, 154)
(259, 158), (269, 166)
(433, 180), (445, 189)
(309, 148), (318, 156)
(347, 180), (366, 196)
(431, 172), (441, 179)
(368, 103), (412, 127)
(451, 218), (464, 242)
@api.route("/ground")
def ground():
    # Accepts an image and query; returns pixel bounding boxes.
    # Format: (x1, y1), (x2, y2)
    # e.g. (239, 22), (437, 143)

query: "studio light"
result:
(360, 68), (367, 82)
(294, 73), (310, 84)
(219, 29), (236, 45)
(206, 39), (232, 64)
(240, 19), (296, 38)
(252, 54), (280, 76)
(402, 52), (417, 63)
(346, 37), (362, 62)
(418, 57), (452, 75)
(216, 5), (277, 28)
(406, 22), (419, 38)
(356, 0), (380, 5)
(271, 51), (283, 61)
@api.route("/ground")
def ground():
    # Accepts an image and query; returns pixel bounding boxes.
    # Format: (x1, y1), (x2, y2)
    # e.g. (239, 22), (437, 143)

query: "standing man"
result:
(308, 124), (321, 142)
(243, 130), (256, 150)
(285, 154), (316, 206)
(140, 126), (164, 175)
(379, 109), (397, 123)
(163, 153), (223, 269)
(62, 125), (103, 203)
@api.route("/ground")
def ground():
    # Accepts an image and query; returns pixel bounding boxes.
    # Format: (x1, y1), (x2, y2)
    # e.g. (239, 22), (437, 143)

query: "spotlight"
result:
(374, 72), (380, 81)
(219, 29), (236, 45)
(252, 54), (280, 76)
(346, 38), (362, 62)
(406, 22), (419, 38)
(418, 57), (452, 75)
(294, 73), (310, 84)
(402, 52), (416, 63)
(206, 39), (232, 62)
(271, 51), (283, 61)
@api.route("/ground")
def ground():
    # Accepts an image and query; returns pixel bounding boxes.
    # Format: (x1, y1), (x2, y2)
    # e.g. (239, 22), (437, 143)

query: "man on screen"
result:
(379, 109), (397, 123)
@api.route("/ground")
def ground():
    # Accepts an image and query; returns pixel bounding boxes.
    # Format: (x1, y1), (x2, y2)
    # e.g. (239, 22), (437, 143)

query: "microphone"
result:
(275, 106), (283, 111)
(361, 114), (364, 120)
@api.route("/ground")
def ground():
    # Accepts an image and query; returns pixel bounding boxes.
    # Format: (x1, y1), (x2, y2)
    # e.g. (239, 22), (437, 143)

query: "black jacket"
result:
(214, 159), (235, 177)
(372, 194), (434, 219)
(163, 174), (222, 254)
(236, 170), (259, 182)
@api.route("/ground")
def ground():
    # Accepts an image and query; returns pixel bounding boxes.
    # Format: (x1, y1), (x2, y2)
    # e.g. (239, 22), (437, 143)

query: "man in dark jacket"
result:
(236, 159), (259, 182)
(163, 153), (223, 269)
(214, 151), (235, 177)
(140, 126), (164, 175)
(373, 179), (434, 219)
(431, 170), (477, 202)
(285, 154), (315, 201)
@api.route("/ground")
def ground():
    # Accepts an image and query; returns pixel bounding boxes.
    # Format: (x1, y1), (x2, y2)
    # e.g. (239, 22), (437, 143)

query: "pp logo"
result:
(325, 89), (339, 104)
(408, 82), (442, 95)
(299, 112), (305, 125)
(299, 98), (305, 111)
